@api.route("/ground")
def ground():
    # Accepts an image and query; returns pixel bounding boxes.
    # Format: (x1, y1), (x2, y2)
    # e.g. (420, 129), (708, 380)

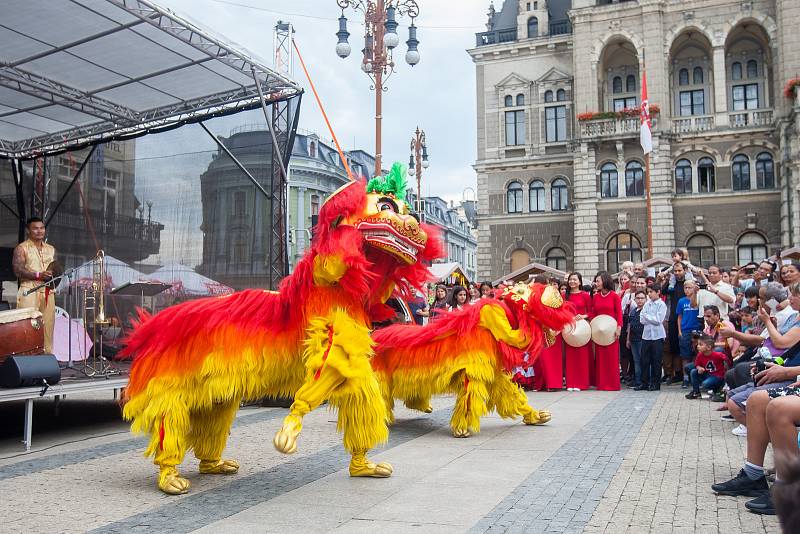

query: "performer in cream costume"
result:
(13, 218), (56, 353)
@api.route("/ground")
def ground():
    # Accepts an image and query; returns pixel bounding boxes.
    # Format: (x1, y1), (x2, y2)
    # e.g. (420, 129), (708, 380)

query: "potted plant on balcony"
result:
(784, 78), (800, 102)
(576, 104), (660, 121)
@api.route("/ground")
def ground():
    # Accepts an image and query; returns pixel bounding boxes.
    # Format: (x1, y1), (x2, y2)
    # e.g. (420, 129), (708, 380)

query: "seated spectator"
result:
(712, 384), (800, 515)
(677, 280), (701, 387)
(685, 336), (726, 399)
(719, 282), (800, 433)
(702, 305), (739, 359)
(738, 307), (755, 334)
(774, 453), (800, 530)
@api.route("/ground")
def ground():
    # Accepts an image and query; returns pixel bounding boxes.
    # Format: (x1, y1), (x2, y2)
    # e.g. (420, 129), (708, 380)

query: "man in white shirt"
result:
(636, 284), (668, 391)
(695, 264), (735, 320)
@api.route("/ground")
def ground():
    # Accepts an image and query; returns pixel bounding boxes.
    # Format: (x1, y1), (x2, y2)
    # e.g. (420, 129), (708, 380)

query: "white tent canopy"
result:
(55, 254), (147, 293)
(147, 262), (233, 296)
(0, 0), (302, 158)
(429, 262), (470, 285)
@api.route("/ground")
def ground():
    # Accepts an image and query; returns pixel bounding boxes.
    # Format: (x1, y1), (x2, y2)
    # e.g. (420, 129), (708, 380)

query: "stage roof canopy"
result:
(0, 0), (302, 159)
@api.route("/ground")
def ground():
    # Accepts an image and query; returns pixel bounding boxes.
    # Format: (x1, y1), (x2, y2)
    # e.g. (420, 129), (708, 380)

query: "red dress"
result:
(565, 291), (592, 390)
(539, 334), (564, 390)
(591, 290), (622, 391)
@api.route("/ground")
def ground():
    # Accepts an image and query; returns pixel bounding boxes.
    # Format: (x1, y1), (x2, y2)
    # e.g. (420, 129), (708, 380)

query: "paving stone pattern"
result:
(469, 390), (658, 534)
(0, 406), (285, 482)
(582, 389), (780, 534)
(90, 409), (453, 534)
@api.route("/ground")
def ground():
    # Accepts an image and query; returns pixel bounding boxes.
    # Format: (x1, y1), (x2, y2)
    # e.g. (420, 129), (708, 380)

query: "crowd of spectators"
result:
(404, 254), (800, 523)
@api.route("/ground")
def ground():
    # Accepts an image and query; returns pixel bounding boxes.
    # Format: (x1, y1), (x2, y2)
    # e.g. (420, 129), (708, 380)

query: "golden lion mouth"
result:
(356, 220), (423, 264)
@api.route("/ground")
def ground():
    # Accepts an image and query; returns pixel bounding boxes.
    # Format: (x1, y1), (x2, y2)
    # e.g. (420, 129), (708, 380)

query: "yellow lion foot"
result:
(403, 398), (433, 414)
(199, 459), (240, 474)
(349, 451), (393, 478)
(274, 416), (302, 454)
(523, 409), (552, 425)
(158, 466), (190, 495)
(452, 428), (471, 438)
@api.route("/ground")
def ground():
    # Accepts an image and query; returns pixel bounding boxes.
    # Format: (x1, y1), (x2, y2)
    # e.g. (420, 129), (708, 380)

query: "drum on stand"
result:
(0, 307), (44, 364)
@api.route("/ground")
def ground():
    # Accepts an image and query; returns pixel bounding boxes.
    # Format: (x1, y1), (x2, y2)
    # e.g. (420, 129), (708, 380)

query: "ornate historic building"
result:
(469, 0), (800, 280)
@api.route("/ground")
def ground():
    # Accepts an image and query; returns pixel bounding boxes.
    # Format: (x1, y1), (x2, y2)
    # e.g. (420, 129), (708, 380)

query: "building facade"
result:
(469, 0), (800, 281)
(0, 140), (163, 268)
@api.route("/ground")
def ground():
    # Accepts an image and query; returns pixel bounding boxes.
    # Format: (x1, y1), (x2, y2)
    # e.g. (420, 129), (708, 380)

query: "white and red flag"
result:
(640, 69), (652, 154)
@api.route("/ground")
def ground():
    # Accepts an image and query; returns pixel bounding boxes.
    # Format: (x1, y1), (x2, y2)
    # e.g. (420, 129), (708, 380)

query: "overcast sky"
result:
(154, 0), (488, 202)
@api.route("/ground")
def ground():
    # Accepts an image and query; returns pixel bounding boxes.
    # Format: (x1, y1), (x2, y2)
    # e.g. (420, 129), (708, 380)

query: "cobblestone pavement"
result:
(0, 388), (781, 533)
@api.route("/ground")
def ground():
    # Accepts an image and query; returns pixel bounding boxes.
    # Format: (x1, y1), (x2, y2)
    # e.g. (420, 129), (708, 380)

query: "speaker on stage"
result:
(0, 355), (61, 388)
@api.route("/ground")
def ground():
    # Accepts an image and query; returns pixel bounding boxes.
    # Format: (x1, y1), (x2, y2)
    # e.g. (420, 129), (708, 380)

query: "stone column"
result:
(712, 46), (729, 127)
(572, 142), (601, 274)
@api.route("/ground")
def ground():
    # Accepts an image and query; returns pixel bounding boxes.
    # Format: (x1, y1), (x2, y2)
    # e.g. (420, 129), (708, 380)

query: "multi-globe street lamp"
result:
(408, 126), (429, 220)
(335, 0), (421, 176)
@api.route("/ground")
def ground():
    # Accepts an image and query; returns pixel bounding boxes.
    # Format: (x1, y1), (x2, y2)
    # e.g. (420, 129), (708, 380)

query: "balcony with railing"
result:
(729, 109), (773, 128)
(578, 116), (657, 139)
(474, 20), (572, 47)
(671, 115), (715, 134)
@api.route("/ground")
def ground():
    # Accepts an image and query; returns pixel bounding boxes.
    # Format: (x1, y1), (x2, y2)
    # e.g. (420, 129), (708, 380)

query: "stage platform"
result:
(0, 362), (130, 451)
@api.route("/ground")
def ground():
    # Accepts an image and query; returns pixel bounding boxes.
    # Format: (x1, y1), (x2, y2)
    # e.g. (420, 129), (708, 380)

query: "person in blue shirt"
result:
(676, 279), (701, 388)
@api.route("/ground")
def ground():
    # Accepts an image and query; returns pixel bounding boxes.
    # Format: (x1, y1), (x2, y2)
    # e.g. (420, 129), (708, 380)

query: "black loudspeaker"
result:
(0, 355), (61, 388)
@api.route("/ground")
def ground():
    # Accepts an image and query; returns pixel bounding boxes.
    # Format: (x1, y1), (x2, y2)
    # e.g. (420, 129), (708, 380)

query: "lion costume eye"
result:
(377, 197), (398, 213)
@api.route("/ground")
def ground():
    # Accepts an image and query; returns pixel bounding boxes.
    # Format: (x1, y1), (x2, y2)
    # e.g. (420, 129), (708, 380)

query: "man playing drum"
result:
(13, 217), (57, 353)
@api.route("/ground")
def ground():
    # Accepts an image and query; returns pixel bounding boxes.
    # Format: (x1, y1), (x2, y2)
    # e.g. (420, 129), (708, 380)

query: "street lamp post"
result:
(335, 0), (421, 177)
(407, 126), (428, 221)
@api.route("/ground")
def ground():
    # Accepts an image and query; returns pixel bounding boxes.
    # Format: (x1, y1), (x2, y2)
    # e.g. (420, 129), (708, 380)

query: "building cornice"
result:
(467, 35), (573, 63)
(473, 155), (574, 173)
(479, 212), (573, 225)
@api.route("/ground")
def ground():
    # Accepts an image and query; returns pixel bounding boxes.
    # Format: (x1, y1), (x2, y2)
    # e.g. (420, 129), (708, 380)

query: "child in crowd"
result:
(685, 336), (727, 399)
(664, 248), (696, 290)
(738, 306), (755, 333)
(626, 289), (646, 388)
(638, 283), (668, 391)
(676, 280), (701, 388)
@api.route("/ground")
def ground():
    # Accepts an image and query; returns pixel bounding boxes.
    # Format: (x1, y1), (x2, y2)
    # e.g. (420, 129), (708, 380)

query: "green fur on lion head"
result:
(366, 162), (408, 200)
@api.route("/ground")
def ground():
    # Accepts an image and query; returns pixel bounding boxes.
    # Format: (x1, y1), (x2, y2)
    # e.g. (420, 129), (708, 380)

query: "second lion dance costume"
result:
(121, 164), (442, 495)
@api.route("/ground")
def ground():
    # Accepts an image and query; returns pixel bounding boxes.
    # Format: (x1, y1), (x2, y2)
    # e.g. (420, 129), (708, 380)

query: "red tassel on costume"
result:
(313, 326), (335, 380)
(159, 416), (165, 451)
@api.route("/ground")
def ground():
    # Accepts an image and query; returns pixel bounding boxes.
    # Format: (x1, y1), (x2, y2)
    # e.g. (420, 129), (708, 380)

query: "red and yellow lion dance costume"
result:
(121, 165), (441, 495)
(372, 282), (575, 437)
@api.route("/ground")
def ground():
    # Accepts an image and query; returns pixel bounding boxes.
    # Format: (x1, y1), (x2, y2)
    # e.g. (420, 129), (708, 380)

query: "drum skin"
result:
(0, 308), (45, 363)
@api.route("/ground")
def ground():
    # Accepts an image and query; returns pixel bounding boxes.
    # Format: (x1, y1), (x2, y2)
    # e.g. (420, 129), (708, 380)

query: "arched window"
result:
(687, 234), (716, 268)
(600, 162), (618, 198)
(698, 157), (715, 193)
(606, 232), (642, 273)
(737, 232), (768, 266)
(516, 93), (525, 106)
(309, 141), (316, 158)
(732, 154), (750, 191)
(612, 76), (623, 94)
(731, 61), (743, 81)
(556, 88), (566, 101)
(527, 16), (538, 38)
(675, 159), (692, 194)
(507, 181), (523, 213)
(625, 161), (644, 197)
(551, 178), (568, 211)
(546, 247), (567, 271)
(693, 66), (704, 84)
(310, 194), (320, 216)
(529, 180), (545, 212)
(626, 74), (636, 93)
(504, 95), (513, 107)
(678, 68), (689, 86)
(510, 248), (531, 272)
(747, 59), (758, 78)
(544, 90), (554, 103)
(756, 152), (775, 189)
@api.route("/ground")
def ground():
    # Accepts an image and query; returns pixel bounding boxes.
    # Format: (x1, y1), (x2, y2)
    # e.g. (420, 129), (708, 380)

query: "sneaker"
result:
(681, 380), (689, 389)
(720, 414), (735, 421)
(633, 385), (648, 391)
(572, 388), (581, 392)
(732, 424), (748, 437)
(661, 376), (670, 383)
(685, 391), (701, 399)
(711, 392), (726, 403)
(648, 385), (661, 391)
(744, 492), (776, 515)
(711, 469), (769, 497)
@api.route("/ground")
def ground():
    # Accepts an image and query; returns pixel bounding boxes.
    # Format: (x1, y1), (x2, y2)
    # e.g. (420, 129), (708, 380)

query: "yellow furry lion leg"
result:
(450, 369), (490, 438)
(192, 400), (241, 475)
(152, 401), (192, 496)
(491, 372), (551, 425)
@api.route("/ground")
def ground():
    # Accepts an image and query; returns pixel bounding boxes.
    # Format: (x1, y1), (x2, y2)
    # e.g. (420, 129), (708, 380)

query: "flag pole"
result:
(641, 48), (653, 259)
